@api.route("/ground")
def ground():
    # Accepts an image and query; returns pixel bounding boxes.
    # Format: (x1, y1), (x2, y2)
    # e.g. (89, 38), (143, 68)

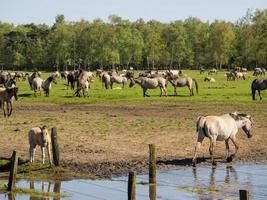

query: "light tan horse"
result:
(129, 77), (167, 97)
(192, 112), (252, 166)
(168, 77), (198, 96)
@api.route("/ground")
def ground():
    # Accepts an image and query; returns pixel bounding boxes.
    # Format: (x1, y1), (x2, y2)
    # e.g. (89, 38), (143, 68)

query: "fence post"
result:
(7, 150), (18, 191)
(128, 171), (136, 200)
(239, 190), (249, 200)
(51, 127), (60, 166)
(149, 144), (156, 200)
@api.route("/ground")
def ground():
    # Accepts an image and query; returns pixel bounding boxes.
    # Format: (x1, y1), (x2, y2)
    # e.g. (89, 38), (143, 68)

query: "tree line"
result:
(0, 9), (266, 71)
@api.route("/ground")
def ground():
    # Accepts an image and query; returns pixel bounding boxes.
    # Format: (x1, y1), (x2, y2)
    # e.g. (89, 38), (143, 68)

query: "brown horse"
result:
(251, 79), (267, 100)
(0, 87), (18, 117)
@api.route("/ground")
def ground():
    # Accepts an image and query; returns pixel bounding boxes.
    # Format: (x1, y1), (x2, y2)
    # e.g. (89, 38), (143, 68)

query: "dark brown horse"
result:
(0, 87), (18, 117)
(251, 79), (267, 100)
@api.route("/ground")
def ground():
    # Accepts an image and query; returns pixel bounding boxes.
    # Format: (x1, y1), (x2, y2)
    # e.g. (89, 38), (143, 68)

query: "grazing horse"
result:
(192, 112), (252, 166)
(75, 70), (92, 97)
(208, 68), (218, 75)
(204, 77), (216, 82)
(129, 77), (167, 97)
(28, 71), (41, 90)
(0, 87), (18, 117)
(32, 76), (57, 96)
(251, 79), (267, 100)
(110, 76), (128, 89)
(101, 73), (111, 89)
(168, 77), (198, 96)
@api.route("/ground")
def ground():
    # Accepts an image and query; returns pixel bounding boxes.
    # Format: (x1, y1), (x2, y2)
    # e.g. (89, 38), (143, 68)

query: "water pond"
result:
(0, 163), (266, 200)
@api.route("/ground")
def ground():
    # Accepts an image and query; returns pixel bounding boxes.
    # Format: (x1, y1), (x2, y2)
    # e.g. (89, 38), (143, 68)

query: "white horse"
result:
(192, 112), (252, 166)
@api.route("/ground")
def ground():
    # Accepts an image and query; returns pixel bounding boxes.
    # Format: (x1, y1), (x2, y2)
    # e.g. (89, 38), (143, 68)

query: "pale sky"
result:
(0, 0), (266, 25)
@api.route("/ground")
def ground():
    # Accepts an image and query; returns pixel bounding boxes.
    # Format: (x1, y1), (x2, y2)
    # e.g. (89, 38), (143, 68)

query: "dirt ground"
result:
(0, 101), (267, 178)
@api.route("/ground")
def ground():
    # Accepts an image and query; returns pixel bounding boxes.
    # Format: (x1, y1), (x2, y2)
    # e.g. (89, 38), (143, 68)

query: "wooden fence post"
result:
(149, 144), (156, 200)
(51, 127), (60, 166)
(7, 150), (18, 191)
(128, 171), (136, 200)
(239, 190), (249, 200)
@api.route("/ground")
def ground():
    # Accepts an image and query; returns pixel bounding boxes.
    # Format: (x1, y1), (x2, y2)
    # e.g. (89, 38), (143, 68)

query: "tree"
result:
(209, 20), (236, 69)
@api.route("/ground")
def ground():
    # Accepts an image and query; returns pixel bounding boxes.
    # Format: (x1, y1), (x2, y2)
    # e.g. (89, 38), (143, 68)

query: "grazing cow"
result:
(0, 87), (18, 117)
(192, 112), (252, 166)
(28, 126), (52, 165)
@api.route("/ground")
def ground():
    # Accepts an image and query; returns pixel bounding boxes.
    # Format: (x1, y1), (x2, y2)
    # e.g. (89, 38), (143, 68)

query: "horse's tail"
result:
(251, 79), (258, 100)
(196, 116), (205, 132)
(193, 78), (199, 94)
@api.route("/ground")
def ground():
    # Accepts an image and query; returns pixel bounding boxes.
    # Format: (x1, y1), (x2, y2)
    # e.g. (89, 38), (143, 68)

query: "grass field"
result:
(15, 70), (266, 104)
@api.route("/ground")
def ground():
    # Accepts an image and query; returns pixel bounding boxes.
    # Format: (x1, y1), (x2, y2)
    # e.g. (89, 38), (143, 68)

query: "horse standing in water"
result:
(192, 112), (252, 166)
(251, 79), (267, 100)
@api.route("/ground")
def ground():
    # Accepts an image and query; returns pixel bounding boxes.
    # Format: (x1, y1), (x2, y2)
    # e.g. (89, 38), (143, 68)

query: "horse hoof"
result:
(227, 156), (233, 162)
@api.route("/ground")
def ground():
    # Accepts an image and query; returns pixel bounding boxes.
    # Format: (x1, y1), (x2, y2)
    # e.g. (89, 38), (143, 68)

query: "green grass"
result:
(15, 70), (266, 105)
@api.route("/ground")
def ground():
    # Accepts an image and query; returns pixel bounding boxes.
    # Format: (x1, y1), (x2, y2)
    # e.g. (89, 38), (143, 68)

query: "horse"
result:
(168, 77), (198, 96)
(28, 71), (41, 90)
(75, 70), (92, 97)
(204, 77), (216, 82)
(251, 79), (267, 100)
(110, 75), (128, 89)
(129, 77), (167, 97)
(192, 112), (252, 166)
(0, 87), (19, 117)
(208, 68), (218, 75)
(32, 76), (57, 96)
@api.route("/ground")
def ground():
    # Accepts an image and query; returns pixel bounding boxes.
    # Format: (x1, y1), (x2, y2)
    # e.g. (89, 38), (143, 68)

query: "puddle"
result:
(1, 163), (267, 199)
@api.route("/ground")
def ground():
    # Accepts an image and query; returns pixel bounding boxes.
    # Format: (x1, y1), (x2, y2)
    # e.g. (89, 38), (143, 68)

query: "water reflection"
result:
(192, 165), (240, 199)
(28, 181), (62, 200)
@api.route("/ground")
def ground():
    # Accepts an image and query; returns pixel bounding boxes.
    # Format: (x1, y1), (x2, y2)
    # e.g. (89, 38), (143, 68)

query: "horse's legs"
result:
(8, 101), (12, 117)
(192, 134), (205, 166)
(252, 89), (256, 100)
(225, 138), (230, 161)
(164, 87), (167, 97)
(41, 146), (46, 164)
(229, 137), (239, 159)
(122, 82), (124, 89)
(2, 102), (7, 118)
(258, 90), (262, 100)
(143, 88), (148, 97)
(210, 137), (216, 165)
(29, 145), (36, 162)
(188, 86), (192, 96)
(174, 87), (177, 96)
(159, 87), (163, 97)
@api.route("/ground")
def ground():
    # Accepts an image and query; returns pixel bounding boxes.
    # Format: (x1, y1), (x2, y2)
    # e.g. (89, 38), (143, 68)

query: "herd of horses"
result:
(0, 68), (265, 166)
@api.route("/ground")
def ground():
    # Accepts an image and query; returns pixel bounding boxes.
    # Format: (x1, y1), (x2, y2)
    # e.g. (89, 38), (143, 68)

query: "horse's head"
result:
(129, 78), (135, 88)
(40, 126), (50, 145)
(241, 115), (253, 138)
(230, 112), (253, 138)
(7, 87), (18, 100)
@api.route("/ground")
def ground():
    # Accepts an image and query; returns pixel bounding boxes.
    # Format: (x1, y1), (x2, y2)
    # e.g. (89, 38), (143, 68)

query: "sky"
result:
(0, 0), (266, 25)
